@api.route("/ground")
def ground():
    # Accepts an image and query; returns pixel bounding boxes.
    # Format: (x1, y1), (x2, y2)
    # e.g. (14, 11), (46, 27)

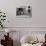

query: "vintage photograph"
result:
(16, 6), (32, 18)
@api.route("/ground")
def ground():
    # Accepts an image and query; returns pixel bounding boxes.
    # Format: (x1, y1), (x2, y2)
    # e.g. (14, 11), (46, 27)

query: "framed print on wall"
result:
(16, 5), (32, 18)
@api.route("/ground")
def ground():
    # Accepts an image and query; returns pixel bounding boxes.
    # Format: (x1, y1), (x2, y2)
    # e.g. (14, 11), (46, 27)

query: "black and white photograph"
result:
(16, 6), (32, 18)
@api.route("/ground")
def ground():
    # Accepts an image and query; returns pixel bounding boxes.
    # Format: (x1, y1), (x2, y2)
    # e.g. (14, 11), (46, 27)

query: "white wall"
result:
(0, 0), (46, 33)
(0, 0), (46, 27)
(32, 0), (46, 27)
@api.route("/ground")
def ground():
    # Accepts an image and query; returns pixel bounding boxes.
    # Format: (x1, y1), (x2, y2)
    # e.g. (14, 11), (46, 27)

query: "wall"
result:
(0, 0), (46, 27)
(32, 0), (46, 27)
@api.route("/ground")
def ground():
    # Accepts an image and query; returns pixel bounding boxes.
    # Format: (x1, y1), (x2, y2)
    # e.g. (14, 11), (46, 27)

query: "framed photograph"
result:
(16, 6), (32, 18)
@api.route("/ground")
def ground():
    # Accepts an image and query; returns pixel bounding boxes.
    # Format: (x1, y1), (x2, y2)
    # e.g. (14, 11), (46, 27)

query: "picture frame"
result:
(16, 6), (32, 18)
